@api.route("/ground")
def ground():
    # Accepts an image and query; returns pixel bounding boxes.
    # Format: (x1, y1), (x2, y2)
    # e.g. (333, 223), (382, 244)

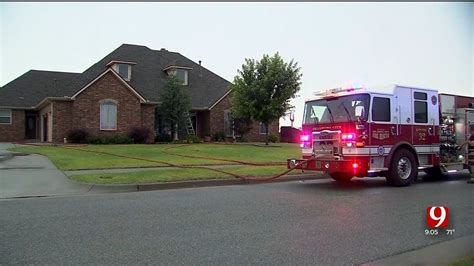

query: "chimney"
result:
(199, 60), (203, 77)
(160, 48), (167, 51)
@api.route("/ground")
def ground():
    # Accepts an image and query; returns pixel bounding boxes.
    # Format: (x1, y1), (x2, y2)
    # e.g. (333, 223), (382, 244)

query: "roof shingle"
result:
(0, 44), (231, 109)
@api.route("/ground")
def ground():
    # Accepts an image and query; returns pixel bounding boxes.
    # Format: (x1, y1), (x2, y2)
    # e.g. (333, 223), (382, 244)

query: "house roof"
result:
(0, 70), (79, 108)
(0, 44), (231, 109)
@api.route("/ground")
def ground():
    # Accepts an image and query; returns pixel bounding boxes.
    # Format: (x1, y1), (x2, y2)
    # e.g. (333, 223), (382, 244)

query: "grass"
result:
(165, 143), (301, 163)
(449, 257), (474, 266)
(70, 165), (292, 184)
(10, 143), (300, 172)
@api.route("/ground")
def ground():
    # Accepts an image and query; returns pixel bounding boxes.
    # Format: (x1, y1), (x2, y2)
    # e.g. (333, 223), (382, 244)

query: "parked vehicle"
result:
(288, 85), (474, 186)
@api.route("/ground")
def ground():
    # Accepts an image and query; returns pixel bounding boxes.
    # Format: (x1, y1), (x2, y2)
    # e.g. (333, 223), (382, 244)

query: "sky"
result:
(1, 2), (473, 127)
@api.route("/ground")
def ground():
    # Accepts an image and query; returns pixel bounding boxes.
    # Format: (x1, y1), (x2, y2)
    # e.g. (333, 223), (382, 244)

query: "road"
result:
(1, 174), (473, 264)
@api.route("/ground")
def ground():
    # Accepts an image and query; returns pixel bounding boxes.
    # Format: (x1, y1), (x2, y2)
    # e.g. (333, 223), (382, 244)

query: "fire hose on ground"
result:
(21, 143), (320, 182)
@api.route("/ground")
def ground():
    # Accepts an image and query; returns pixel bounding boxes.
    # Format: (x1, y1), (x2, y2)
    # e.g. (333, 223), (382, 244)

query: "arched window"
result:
(100, 99), (117, 130)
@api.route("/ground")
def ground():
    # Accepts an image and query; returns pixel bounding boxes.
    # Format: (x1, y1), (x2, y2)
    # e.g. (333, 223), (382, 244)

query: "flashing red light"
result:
(352, 162), (359, 169)
(300, 135), (310, 142)
(341, 133), (355, 141)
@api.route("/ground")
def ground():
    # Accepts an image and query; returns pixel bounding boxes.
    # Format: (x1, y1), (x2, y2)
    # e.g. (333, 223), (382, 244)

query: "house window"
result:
(175, 69), (188, 85)
(260, 122), (268, 135)
(224, 110), (233, 137)
(0, 109), (12, 124)
(372, 97), (391, 122)
(100, 100), (117, 130)
(117, 64), (131, 81)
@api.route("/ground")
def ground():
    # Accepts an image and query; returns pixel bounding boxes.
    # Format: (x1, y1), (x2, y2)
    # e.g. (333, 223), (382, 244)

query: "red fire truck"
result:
(288, 85), (474, 186)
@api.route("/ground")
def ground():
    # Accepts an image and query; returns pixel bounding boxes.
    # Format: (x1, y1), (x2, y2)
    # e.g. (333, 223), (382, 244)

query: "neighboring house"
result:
(0, 44), (278, 143)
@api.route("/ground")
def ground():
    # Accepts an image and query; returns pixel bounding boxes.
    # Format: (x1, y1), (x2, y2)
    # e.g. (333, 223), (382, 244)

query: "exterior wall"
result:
(244, 120), (280, 142)
(39, 104), (53, 142)
(0, 109), (25, 142)
(196, 111), (210, 138)
(209, 92), (280, 142)
(140, 104), (156, 143)
(209, 93), (231, 135)
(52, 101), (73, 143)
(52, 71), (155, 143)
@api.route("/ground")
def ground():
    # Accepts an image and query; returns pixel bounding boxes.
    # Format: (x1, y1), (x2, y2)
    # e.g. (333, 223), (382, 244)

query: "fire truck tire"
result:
(329, 172), (353, 182)
(386, 148), (418, 187)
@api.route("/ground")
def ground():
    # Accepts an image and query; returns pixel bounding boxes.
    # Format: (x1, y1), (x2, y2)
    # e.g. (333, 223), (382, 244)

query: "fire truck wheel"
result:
(386, 149), (418, 187)
(329, 172), (353, 182)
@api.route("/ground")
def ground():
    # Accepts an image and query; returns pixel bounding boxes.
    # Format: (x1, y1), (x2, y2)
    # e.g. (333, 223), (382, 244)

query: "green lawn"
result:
(11, 143), (300, 171)
(71, 165), (292, 184)
(449, 257), (474, 266)
(165, 143), (300, 163)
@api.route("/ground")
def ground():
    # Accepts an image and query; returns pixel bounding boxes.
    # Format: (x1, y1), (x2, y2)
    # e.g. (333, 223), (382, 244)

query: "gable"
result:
(71, 68), (146, 102)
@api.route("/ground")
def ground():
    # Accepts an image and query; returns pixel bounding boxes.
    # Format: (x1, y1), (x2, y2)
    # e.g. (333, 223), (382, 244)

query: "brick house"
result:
(0, 44), (278, 143)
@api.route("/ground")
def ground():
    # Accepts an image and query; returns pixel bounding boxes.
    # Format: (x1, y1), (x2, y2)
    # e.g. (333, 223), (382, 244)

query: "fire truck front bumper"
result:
(287, 157), (369, 175)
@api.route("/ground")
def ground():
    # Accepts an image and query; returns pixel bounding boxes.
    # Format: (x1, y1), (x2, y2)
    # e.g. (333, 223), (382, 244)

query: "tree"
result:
(157, 75), (191, 140)
(231, 53), (302, 144)
(233, 116), (253, 141)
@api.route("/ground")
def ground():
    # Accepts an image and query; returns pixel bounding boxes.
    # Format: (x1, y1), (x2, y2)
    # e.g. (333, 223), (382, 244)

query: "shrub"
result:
(155, 133), (172, 143)
(212, 131), (226, 142)
(128, 127), (152, 144)
(267, 133), (279, 143)
(67, 129), (89, 144)
(89, 135), (133, 145)
(186, 135), (202, 144)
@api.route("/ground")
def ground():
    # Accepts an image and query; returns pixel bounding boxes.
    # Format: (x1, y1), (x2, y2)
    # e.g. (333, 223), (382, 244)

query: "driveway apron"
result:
(0, 143), (91, 198)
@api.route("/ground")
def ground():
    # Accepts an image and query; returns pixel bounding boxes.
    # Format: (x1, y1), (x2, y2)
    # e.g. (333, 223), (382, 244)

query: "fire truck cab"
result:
(288, 85), (474, 186)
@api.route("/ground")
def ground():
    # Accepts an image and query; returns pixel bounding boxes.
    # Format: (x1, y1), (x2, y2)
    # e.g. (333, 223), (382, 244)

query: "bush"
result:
(128, 127), (152, 144)
(212, 131), (226, 142)
(89, 135), (133, 145)
(267, 133), (279, 143)
(155, 133), (172, 143)
(67, 129), (89, 144)
(186, 135), (202, 144)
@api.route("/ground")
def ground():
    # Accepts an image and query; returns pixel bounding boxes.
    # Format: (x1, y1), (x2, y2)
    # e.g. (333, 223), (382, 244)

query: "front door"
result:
(25, 114), (37, 139)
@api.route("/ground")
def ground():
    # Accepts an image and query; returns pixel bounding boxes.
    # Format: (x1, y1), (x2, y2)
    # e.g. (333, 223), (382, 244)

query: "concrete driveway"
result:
(0, 143), (97, 198)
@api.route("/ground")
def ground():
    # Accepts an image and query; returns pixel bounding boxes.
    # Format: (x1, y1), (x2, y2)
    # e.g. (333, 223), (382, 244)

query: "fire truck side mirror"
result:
(355, 106), (366, 122)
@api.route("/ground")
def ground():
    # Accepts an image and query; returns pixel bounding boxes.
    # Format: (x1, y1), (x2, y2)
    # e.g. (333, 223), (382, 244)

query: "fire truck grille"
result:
(312, 131), (340, 157)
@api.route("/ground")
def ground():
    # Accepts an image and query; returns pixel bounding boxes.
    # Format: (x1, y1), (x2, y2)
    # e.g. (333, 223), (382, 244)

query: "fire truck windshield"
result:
(303, 94), (370, 124)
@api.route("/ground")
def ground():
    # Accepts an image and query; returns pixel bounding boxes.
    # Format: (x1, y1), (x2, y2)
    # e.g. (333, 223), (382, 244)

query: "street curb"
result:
(364, 234), (474, 266)
(86, 173), (327, 192)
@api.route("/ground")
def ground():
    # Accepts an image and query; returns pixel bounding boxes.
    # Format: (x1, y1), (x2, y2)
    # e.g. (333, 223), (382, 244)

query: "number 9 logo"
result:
(427, 206), (449, 228)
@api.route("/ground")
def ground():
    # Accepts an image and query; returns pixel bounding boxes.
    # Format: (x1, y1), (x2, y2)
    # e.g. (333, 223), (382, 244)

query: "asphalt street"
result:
(1, 174), (473, 264)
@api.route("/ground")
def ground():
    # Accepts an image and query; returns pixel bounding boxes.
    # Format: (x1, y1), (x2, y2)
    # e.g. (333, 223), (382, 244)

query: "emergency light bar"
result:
(313, 86), (365, 98)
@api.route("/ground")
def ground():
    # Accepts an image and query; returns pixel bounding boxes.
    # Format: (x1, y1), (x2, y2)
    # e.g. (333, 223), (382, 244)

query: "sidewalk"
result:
(1, 143), (325, 198)
(365, 234), (474, 266)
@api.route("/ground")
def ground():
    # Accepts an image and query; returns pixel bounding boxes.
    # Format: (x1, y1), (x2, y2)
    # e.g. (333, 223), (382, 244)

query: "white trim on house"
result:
(71, 68), (146, 103)
(0, 108), (12, 125)
(162, 65), (193, 72)
(209, 89), (232, 110)
(106, 60), (137, 67)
